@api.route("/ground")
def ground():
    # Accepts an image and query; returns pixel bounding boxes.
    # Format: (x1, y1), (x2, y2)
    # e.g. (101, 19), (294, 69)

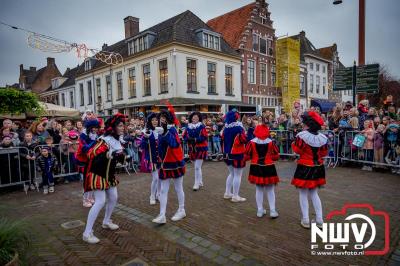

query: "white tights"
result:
(150, 170), (160, 199)
(194, 160), (203, 187)
(255, 185), (276, 212)
(159, 177), (185, 217)
(225, 165), (244, 197)
(83, 187), (118, 236)
(298, 188), (323, 223)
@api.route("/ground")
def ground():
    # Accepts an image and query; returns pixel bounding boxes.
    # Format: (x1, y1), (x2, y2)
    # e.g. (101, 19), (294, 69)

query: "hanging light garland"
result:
(1, 21), (123, 66)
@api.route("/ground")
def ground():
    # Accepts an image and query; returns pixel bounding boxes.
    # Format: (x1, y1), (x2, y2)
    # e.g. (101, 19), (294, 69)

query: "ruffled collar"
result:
(297, 131), (327, 147)
(251, 138), (272, 144)
(224, 121), (243, 129)
(100, 135), (123, 154)
(188, 122), (202, 129)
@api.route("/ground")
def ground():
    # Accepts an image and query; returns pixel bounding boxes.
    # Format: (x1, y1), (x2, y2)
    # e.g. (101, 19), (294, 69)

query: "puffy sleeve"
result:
(269, 142), (280, 161)
(166, 127), (181, 148)
(319, 144), (328, 158)
(292, 137), (305, 155)
(244, 141), (253, 161)
(196, 126), (208, 143)
(238, 128), (247, 144)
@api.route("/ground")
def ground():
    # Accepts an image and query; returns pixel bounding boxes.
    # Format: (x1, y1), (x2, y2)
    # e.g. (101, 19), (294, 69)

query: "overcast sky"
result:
(0, 0), (399, 86)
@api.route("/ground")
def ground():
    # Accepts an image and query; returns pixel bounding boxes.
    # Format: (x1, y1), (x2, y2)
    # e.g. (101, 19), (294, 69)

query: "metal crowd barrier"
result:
(0, 147), (30, 188)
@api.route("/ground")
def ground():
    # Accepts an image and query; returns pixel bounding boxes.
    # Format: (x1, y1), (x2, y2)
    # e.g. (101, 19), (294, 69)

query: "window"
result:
(87, 81), (93, 105)
(128, 68), (136, 98)
(203, 34), (208, 48)
(143, 36), (148, 50)
(202, 33), (220, 50)
(134, 39), (138, 53)
(261, 16), (268, 25)
(310, 74), (314, 93)
(128, 41), (134, 55)
(260, 63), (267, 85)
(225, 66), (233, 95)
(322, 65), (326, 73)
(84, 60), (91, 71)
(79, 83), (84, 106)
(323, 77), (326, 95)
(143, 64), (151, 96)
(252, 34), (259, 52)
(268, 39), (273, 56)
(61, 93), (65, 106)
(271, 65), (276, 86)
(260, 38), (267, 54)
(69, 91), (74, 108)
(96, 78), (101, 100)
(159, 59), (168, 93)
(268, 98), (271, 106)
(116, 72), (123, 100)
(187, 59), (197, 92)
(139, 38), (143, 51)
(309, 62), (314, 70)
(248, 60), (255, 84)
(316, 64), (320, 72)
(300, 75), (305, 95)
(316, 75), (320, 94)
(248, 97), (252, 104)
(106, 75), (112, 101)
(208, 62), (216, 94)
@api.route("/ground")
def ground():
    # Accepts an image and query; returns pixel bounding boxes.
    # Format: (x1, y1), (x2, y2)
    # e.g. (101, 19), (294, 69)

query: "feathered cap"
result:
(68, 130), (79, 140)
(254, 124), (270, 140)
(84, 119), (100, 130)
(158, 100), (180, 126)
(104, 113), (127, 135)
(224, 109), (240, 124)
(301, 111), (324, 132)
(188, 111), (203, 123)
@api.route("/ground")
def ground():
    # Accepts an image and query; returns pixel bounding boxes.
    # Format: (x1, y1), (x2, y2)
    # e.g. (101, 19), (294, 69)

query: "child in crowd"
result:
(19, 131), (38, 190)
(374, 124), (385, 167)
(36, 146), (59, 194)
(361, 120), (375, 171)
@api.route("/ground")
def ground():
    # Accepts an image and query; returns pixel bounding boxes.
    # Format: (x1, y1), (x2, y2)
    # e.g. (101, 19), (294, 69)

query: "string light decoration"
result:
(1, 21), (123, 66)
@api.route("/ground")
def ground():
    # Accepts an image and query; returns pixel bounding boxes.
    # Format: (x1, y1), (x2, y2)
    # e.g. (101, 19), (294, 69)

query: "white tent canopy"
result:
(38, 102), (80, 118)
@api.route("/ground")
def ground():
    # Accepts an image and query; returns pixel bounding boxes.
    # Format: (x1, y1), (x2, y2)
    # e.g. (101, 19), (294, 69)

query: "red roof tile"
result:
(207, 3), (255, 48)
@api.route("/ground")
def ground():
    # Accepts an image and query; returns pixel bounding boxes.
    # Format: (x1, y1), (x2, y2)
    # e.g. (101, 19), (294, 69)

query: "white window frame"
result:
(248, 60), (256, 84)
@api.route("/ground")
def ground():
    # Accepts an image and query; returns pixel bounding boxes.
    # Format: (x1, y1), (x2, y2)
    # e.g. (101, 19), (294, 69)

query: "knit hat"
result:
(68, 130), (79, 140)
(254, 124), (270, 140)
(41, 145), (51, 151)
(84, 119), (100, 130)
(301, 111), (324, 133)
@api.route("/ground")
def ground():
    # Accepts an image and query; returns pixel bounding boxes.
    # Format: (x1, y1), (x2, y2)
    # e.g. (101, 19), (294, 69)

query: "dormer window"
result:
(84, 59), (91, 71)
(196, 29), (221, 51)
(127, 32), (156, 55)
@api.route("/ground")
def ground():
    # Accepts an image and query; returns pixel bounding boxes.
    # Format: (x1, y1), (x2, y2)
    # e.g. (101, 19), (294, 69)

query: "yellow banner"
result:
(276, 38), (300, 113)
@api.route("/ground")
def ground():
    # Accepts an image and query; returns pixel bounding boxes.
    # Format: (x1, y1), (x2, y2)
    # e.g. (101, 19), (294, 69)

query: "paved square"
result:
(1, 161), (399, 265)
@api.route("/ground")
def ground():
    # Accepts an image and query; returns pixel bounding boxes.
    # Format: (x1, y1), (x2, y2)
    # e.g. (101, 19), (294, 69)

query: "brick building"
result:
(18, 57), (61, 104)
(207, 0), (280, 112)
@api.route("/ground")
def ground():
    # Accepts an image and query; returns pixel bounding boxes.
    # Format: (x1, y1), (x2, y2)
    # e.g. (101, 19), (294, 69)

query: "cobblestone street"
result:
(1, 161), (399, 265)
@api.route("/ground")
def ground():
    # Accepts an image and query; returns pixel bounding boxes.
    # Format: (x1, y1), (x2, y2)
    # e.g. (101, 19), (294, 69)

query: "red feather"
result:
(162, 100), (180, 127)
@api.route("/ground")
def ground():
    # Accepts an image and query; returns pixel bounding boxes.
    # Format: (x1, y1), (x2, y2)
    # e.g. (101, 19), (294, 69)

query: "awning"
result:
(310, 99), (336, 113)
(27, 102), (80, 118)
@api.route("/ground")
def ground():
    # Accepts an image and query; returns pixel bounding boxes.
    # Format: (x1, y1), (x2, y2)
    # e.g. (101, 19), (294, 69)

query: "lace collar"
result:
(188, 122), (202, 129)
(297, 131), (327, 147)
(224, 121), (243, 129)
(251, 138), (272, 144)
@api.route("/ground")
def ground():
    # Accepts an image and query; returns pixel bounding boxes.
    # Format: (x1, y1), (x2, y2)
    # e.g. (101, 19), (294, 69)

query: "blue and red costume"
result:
(158, 123), (186, 180)
(222, 110), (247, 168)
(141, 113), (161, 172)
(183, 122), (208, 161)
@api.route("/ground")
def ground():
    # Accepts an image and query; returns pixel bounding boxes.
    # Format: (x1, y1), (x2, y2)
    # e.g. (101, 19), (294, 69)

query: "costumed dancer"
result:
(222, 110), (248, 202)
(141, 113), (163, 205)
(245, 124), (279, 218)
(182, 111), (208, 191)
(152, 105), (186, 224)
(76, 119), (100, 207)
(82, 113), (126, 244)
(291, 111), (328, 229)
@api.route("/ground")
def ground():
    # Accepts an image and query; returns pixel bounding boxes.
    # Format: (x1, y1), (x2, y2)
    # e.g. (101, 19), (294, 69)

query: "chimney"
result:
(102, 43), (108, 51)
(47, 57), (55, 67)
(20, 64), (24, 74)
(124, 16), (139, 39)
(30, 67), (36, 72)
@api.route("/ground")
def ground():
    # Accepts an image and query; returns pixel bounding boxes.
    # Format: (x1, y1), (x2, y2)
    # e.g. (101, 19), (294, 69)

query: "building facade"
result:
(74, 11), (242, 116)
(207, 0), (280, 112)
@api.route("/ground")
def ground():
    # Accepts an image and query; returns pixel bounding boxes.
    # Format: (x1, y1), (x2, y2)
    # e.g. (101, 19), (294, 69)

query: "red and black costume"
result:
(222, 111), (247, 168)
(245, 124), (280, 186)
(291, 111), (328, 189)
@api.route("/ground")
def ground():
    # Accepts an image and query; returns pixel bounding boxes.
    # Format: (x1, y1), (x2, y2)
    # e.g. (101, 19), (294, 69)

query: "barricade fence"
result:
(1, 130), (399, 189)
